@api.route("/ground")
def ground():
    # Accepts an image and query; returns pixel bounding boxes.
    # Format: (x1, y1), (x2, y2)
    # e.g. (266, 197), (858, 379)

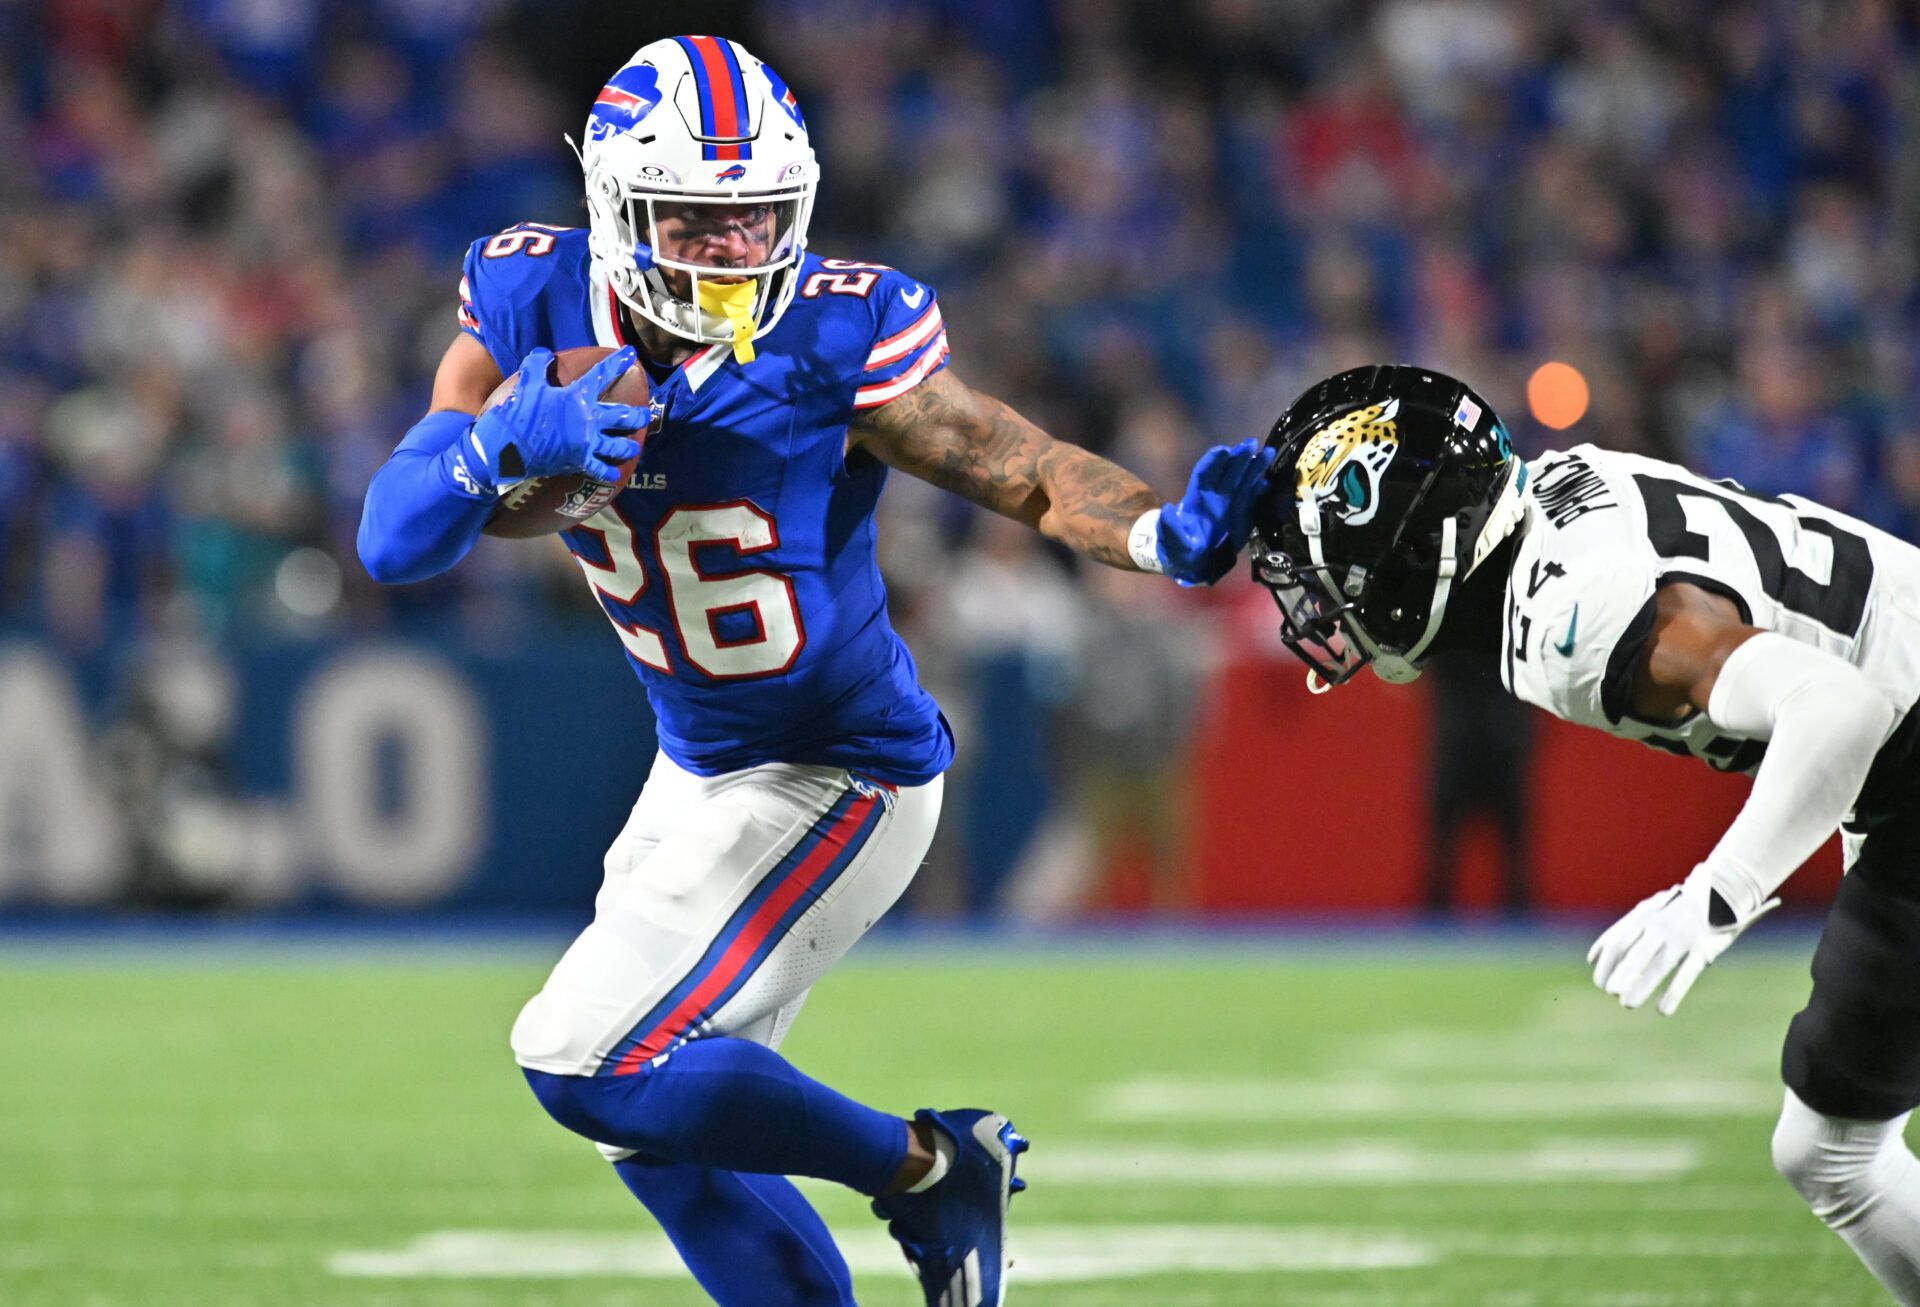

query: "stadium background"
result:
(8, 0), (1910, 923)
(4, 4), (1917, 1306)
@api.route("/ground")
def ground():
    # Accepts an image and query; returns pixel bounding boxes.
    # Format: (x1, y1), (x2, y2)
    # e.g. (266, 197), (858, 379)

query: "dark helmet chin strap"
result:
(1357, 515), (1457, 684)
(1295, 468), (1457, 687)
(1365, 456), (1529, 683)
(1301, 520), (1453, 693)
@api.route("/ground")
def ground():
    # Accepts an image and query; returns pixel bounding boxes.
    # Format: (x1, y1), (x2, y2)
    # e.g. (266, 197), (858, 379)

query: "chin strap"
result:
(697, 278), (760, 364)
(1367, 516), (1457, 684)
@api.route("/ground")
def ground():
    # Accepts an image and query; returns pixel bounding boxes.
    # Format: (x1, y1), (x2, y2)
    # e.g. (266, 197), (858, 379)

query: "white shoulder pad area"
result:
(1501, 451), (1661, 731)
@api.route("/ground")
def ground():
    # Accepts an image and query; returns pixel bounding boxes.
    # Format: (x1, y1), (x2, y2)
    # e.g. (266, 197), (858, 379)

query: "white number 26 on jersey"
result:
(569, 502), (805, 680)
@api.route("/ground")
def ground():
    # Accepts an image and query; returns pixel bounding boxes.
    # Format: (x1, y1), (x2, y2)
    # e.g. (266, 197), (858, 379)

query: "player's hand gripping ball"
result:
(482, 346), (654, 538)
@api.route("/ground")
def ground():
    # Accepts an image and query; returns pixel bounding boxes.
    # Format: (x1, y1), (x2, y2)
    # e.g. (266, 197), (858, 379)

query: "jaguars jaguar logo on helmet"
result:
(1295, 398), (1401, 528)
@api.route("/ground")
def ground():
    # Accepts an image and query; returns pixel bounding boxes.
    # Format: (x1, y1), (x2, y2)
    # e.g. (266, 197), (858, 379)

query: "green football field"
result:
(0, 937), (1887, 1306)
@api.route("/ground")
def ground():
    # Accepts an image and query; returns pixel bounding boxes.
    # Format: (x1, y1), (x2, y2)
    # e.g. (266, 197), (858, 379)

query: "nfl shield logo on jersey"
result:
(558, 481), (620, 520)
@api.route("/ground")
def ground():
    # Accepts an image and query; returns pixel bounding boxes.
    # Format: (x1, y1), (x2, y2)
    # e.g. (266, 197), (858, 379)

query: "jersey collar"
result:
(591, 264), (731, 393)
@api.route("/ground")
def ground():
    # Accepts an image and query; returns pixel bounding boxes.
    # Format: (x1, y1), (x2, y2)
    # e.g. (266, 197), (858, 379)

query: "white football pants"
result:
(1774, 1088), (1920, 1304)
(511, 752), (941, 1089)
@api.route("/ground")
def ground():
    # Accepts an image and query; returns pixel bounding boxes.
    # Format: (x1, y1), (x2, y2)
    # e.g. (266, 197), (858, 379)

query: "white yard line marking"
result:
(1091, 1078), (1772, 1121)
(1065, 1294), (1864, 1307)
(332, 1231), (692, 1278)
(1355, 1029), (1774, 1074)
(1033, 1139), (1698, 1184)
(328, 1223), (1832, 1284)
(328, 1225), (1437, 1280)
(1460, 1233), (1813, 1259)
(1489, 1285), (1843, 1307)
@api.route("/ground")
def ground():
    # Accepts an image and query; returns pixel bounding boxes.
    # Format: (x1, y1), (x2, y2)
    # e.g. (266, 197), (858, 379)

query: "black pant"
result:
(1783, 707), (1920, 1120)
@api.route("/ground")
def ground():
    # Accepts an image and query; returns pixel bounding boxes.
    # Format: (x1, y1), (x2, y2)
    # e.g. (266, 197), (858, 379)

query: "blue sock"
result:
(524, 1035), (908, 1194)
(615, 1159), (855, 1307)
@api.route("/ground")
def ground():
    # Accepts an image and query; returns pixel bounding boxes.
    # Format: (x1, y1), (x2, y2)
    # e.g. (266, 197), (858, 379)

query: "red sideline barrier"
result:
(1185, 648), (1842, 914)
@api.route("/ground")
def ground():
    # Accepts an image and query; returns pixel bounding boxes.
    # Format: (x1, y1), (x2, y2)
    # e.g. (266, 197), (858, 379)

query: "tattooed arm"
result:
(848, 367), (1160, 570)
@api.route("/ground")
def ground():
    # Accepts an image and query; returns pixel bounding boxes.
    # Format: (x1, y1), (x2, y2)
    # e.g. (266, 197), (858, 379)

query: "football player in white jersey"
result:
(1245, 364), (1920, 1304)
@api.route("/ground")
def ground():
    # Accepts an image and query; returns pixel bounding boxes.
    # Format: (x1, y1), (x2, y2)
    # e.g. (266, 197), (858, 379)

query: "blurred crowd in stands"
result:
(3, 0), (1916, 912)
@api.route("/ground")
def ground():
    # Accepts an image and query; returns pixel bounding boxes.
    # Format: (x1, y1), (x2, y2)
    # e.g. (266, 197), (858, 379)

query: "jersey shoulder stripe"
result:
(866, 303), (942, 370)
(859, 266), (944, 386)
(457, 274), (481, 335)
(854, 335), (950, 409)
(792, 254), (950, 409)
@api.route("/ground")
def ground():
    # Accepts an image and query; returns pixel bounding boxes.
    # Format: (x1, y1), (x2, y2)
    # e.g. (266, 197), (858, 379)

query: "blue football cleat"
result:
(872, 1108), (1030, 1307)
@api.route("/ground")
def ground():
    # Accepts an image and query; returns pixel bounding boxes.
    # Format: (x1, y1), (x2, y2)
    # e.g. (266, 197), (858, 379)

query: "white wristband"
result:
(1128, 508), (1165, 574)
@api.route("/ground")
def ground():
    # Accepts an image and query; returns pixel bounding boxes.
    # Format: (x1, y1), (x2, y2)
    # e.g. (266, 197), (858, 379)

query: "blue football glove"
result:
(464, 346), (648, 492)
(1155, 439), (1278, 585)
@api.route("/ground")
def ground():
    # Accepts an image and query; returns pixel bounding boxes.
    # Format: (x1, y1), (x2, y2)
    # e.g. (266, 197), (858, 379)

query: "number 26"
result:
(570, 502), (806, 680)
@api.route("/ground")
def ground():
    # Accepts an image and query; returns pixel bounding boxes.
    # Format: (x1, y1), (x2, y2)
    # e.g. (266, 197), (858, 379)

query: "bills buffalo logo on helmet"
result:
(588, 63), (664, 143)
(762, 64), (806, 130)
(714, 164), (748, 182)
(1295, 399), (1401, 528)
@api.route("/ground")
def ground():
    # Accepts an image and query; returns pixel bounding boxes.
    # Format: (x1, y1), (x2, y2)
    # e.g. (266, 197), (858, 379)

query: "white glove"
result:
(1587, 864), (1780, 1016)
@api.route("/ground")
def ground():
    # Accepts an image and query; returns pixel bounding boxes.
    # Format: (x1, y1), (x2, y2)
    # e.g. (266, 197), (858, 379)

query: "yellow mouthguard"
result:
(697, 278), (759, 364)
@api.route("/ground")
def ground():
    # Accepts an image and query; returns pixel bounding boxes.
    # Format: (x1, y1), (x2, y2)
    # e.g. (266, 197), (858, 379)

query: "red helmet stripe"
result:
(688, 36), (745, 160)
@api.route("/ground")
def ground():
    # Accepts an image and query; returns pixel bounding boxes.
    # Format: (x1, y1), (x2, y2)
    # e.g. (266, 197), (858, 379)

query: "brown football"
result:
(481, 346), (650, 539)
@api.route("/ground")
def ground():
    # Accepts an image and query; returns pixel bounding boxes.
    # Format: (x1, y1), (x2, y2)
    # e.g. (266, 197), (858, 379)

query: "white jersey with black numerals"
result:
(1501, 444), (1920, 772)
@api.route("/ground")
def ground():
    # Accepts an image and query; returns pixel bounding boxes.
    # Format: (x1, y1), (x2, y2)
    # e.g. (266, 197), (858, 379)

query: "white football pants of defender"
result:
(510, 751), (941, 1163)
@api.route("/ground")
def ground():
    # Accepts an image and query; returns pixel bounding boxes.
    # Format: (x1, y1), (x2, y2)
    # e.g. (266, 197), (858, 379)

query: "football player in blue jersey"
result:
(357, 35), (1270, 1307)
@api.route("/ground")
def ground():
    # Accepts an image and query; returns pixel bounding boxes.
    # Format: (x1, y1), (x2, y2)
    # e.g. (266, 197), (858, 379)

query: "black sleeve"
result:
(1600, 594), (1658, 724)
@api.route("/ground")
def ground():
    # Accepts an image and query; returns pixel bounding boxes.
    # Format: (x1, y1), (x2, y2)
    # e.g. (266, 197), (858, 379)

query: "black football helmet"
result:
(1247, 364), (1527, 687)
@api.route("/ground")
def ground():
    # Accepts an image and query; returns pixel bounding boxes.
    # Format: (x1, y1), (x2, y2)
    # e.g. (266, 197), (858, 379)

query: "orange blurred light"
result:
(1527, 361), (1590, 430)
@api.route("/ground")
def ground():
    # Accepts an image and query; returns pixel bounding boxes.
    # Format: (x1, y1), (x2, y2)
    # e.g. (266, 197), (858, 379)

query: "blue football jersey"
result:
(458, 224), (954, 784)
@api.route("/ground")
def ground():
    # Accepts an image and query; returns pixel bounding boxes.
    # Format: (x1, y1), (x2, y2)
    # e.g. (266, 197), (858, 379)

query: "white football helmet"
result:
(577, 36), (819, 352)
